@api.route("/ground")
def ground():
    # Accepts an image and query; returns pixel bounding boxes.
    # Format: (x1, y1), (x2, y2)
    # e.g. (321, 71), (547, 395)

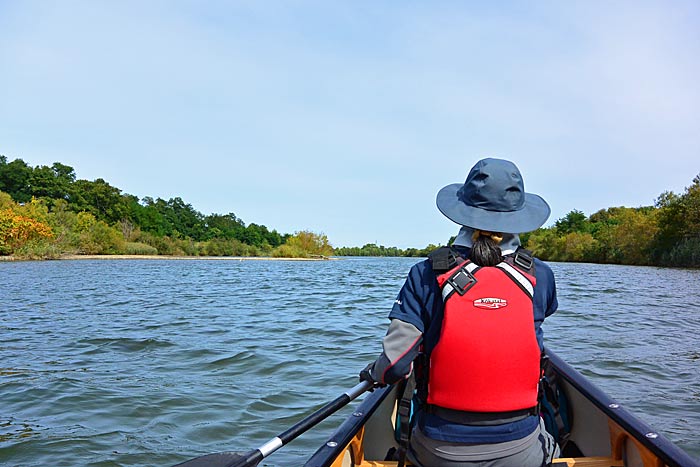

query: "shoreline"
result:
(0, 254), (336, 262)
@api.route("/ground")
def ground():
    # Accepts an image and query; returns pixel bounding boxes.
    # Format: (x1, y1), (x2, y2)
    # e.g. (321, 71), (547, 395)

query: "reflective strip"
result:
(258, 437), (283, 457)
(442, 263), (479, 300)
(496, 262), (534, 297)
(464, 263), (479, 273)
(442, 283), (455, 301)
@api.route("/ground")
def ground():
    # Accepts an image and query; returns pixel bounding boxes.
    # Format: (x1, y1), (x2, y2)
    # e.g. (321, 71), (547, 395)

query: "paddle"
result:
(173, 380), (374, 467)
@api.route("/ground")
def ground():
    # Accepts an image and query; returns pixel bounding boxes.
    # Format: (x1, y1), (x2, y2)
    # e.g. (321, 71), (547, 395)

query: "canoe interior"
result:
(304, 350), (698, 467)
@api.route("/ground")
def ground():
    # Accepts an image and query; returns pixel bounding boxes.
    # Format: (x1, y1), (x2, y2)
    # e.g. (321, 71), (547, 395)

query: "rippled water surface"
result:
(1, 258), (699, 466)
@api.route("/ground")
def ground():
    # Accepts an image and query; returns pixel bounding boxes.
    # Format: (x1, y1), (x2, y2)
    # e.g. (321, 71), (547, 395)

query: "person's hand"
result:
(359, 363), (386, 390)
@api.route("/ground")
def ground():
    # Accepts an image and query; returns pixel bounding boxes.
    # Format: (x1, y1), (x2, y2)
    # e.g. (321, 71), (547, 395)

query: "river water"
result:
(1, 257), (699, 466)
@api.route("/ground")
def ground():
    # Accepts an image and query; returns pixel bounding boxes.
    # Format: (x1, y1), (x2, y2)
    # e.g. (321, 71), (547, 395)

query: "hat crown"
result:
(457, 158), (525, 212)
(435, 157), (550, 233)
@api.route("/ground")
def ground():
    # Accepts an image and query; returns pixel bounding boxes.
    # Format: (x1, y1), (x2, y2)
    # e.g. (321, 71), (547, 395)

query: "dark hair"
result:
(469, 233), (502, 266)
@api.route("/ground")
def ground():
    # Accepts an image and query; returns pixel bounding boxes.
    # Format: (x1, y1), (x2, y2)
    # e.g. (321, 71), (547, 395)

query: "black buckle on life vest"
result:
(513, 248), (534, 271)
(447, 268), (477, 295)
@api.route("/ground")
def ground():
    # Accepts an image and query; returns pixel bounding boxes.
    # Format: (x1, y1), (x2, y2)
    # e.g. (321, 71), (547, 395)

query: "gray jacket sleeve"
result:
(369, 318), (423, 385)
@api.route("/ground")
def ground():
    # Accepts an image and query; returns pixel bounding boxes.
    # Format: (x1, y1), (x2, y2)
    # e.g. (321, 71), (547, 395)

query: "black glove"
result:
(359, 363), (386, 389)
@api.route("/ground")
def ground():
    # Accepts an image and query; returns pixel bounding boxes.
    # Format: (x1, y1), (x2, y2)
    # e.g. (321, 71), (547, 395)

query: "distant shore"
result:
(0, 254), (336, 262)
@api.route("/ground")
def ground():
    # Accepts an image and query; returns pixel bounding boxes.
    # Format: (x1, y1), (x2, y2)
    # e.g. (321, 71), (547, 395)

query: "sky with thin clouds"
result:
(1, 1), (698, 248)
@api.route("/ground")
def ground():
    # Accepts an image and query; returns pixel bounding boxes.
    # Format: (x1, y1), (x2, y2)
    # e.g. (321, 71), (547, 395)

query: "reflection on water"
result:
(1, 258), (699, 466)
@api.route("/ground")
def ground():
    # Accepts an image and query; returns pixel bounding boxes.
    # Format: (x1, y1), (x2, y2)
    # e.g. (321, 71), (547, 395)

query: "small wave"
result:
(244, 396), (308, 415)
(0, 367), (30, 377)
(93, 298), (135, 307)
(80, 337), (176, 352)
(182, 348), (218, 359)
(294, 327), (349, 339)
(207, 351), (257, 368)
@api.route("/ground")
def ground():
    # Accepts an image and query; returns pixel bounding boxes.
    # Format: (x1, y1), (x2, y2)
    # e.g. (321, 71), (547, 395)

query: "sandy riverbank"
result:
(1, 254), (336, 262)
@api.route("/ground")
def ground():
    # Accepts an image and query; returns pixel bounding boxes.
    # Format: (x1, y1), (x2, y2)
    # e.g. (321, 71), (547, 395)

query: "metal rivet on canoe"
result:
(608, 403), (620, 409)
(352, 411), (363, 417)
(645, 432), (659, 439)
(326, 441), (338, 447)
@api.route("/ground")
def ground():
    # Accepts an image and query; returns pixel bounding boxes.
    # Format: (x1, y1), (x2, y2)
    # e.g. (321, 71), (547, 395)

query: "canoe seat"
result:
(352, 457), (623, 467)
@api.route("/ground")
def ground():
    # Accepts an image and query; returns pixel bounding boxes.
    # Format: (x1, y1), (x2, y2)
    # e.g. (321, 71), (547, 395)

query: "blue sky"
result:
(1, 1), (698, 248)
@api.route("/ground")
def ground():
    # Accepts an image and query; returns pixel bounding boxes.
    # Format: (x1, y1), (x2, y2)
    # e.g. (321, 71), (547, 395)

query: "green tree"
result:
(129, 196), (170, 236)
(204, 213), (246, 240)
(162, 197), (206, 240)
(241, 222), (266, 247)
(75, 212), (125, 254)
(70, 178), (129, 223)
(0, 158), (33, 203)
(606, 207), (657, 265)
(555, 209), (590, 234)
(274, 230), (333, 257)
(560, 232), (598, 262)
(523, 228), (559, 260)
(652, 174), (700, 266)
(47, 199), (80, 252)
(136, 197), (205, 240)
(29, 162), (77, 204)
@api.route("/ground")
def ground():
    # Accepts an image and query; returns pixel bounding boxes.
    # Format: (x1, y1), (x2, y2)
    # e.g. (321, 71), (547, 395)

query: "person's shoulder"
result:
(409, 257), (434, 275)
(404, 253), (444, 285)
(532, 257), (556, 282)
(533, 256), (552, 270)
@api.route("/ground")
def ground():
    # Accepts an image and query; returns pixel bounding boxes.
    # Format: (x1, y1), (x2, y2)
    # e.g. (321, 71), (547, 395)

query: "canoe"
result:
(303, 349), (699, 467)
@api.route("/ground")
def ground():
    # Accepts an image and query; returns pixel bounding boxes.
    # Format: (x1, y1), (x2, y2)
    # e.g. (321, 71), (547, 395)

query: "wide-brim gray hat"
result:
(436, 158), (551, 234)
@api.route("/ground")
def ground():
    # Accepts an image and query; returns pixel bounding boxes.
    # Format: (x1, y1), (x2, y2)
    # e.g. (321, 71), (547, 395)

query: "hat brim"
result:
(436, 183), (551, 233)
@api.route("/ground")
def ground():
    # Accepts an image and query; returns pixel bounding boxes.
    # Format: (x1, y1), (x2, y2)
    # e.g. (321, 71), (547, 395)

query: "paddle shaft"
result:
(225, 381), (373, 467)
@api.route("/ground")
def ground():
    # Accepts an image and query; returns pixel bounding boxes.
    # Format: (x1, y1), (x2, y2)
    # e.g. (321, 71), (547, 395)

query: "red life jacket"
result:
(427, 255), (541, 413)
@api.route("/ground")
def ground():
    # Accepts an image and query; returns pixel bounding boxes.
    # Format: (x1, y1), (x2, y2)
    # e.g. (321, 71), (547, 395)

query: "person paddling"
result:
(360, 158), (560, 467)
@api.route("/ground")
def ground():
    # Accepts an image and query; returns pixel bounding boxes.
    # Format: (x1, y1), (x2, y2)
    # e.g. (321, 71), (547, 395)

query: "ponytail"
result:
(469, 230), (503, 266)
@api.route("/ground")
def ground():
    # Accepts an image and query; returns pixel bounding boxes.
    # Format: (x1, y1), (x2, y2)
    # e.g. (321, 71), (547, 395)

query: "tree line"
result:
(523, 174), (700, 268)
(334, 243), (441, 258)
(2, 155), (698, 267)
(0, 156), (332, 258)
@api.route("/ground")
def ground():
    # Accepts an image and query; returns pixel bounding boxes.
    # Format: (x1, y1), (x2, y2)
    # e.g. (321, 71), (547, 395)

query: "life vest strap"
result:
(496, 261), (534, 298)
(442, 262), (479, 300)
